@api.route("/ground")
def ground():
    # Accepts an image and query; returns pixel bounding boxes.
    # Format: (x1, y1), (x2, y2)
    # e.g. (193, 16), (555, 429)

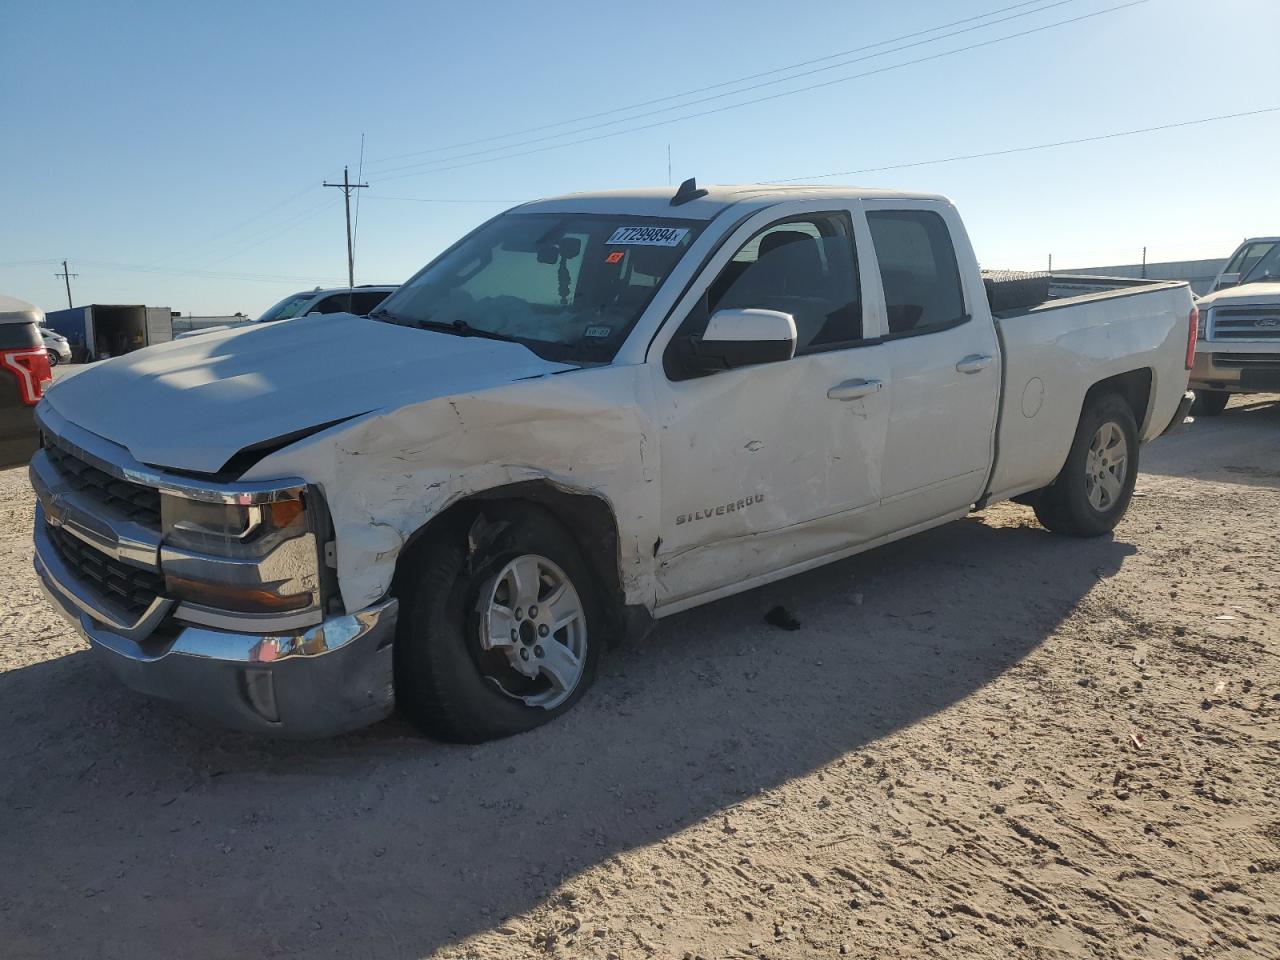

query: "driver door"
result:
(648, 203), (890, 610)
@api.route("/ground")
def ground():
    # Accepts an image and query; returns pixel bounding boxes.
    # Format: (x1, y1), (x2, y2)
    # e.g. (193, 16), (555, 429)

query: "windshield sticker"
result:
(607, 226), (689, 247)
(605, 251), (624, 264)
(584, 325), (612, 338)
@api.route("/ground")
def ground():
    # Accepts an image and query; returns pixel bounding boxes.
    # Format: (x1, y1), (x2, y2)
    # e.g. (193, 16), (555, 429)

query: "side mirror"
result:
(682, 308), (797, 373)
(1215, 272), (1241, 290)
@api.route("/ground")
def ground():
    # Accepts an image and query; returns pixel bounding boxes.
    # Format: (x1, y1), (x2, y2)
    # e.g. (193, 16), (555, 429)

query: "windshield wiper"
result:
(371, 308), (526, 344)
(368, 306), (415, 327)
(415, 317), (524, 344)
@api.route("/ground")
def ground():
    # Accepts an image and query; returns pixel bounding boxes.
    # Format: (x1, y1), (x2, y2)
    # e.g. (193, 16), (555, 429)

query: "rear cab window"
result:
(865, 209), (967, 337)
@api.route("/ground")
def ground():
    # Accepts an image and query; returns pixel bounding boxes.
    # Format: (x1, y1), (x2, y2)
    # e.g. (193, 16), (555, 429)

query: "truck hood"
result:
(1197, 280), (1280, 308)
(43, 313), (577, 474)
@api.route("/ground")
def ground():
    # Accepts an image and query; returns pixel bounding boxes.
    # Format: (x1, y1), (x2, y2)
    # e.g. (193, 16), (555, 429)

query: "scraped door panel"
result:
(649, 204), (892, 607)
(651, 348), (889, 606)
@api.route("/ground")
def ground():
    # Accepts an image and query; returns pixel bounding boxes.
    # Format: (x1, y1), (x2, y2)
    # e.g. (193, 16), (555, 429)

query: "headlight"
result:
(160, 492), (322, 618)
(162, 495), (305, 558)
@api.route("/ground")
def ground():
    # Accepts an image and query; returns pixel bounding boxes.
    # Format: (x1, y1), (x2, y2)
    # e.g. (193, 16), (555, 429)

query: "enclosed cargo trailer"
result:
(43, 304), (172, 361)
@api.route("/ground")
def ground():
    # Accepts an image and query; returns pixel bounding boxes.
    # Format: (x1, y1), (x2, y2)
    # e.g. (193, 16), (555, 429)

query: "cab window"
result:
(688, 213), (862, 354)
(349, 290), (392, 315)
(312, 294), (353, 314)
(866, 209), (966, 336)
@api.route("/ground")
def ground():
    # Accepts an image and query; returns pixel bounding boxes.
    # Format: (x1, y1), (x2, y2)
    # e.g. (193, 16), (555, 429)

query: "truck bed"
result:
(983, 271), (1182, 317)
(983, 279), (1194, 504)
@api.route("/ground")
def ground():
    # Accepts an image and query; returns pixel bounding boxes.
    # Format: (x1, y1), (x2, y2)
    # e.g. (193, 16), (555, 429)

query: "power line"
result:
(765, 105), (1280, 182)
(75, 258), (346, 285)
(323, 166), (369, 288)
(372, 0), (1087, 178)
(364, 0), (1070, 167)
(140, 183), (319, 269)
(372, 0), (1148, 184)
(353, 133), (367, 247)
(361, 195), (523, 204)
(55, 259), (78, 308)
(365, 105), (1279, 214)
(198, 198), (338, 271)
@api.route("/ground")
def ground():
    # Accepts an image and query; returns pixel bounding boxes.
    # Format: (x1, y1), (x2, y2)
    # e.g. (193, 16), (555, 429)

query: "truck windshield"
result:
(1225, 240), (1277, 281)
(256, 292), (315, 323)
(373, 213), (704, 362)
(1241, 244), (1280, 285)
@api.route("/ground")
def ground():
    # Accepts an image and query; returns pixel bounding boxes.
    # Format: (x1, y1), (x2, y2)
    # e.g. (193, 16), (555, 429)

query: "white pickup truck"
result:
(1190, 237), (1280, 415)
(30, 182), (1197, 741)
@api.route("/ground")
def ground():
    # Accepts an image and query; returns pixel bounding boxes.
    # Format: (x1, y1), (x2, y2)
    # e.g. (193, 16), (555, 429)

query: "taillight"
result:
(1185, 305), (1199, 370)
(0, 347), (53, 405)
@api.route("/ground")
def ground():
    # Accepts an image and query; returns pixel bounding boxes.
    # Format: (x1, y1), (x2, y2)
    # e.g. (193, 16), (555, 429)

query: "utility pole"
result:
(55, 259), (78, 308)
(323, 166), (368, 288)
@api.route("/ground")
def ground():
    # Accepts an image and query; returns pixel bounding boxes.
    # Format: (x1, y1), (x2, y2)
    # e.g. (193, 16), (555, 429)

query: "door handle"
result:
(955, 354), (993, 375)
(827, 378), (883, 401)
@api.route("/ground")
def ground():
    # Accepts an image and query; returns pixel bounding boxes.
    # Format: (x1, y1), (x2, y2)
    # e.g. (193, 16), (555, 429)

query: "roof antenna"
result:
(670, 177), (708, 207)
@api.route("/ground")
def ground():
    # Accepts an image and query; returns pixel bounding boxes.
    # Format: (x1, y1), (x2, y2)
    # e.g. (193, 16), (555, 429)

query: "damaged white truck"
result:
(31, 182), (1197, 741)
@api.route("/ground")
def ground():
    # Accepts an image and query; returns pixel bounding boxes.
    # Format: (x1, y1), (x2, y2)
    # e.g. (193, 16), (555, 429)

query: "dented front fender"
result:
(242, 365), (660, 614)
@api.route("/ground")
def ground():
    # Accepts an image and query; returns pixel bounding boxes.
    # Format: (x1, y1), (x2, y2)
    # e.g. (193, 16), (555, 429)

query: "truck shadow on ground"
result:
(0, 513), (1134, 959)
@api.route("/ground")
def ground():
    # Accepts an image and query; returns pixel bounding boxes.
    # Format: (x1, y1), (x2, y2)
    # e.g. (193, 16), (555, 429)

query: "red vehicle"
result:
(0, 294), (53, 469)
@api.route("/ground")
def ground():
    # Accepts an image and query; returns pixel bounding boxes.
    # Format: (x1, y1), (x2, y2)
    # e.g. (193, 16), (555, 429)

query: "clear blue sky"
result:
(4, 0), (1277, 316)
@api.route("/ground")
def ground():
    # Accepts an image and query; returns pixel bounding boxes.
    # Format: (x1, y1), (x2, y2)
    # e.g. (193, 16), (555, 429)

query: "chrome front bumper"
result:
(34, 516), (398, 738)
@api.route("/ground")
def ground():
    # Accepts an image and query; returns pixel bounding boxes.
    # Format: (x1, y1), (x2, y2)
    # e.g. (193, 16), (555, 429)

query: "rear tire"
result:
(1191, 389), (1230, 417)
(1033, 393), (1139, 537)
(392, 505), (603, 742)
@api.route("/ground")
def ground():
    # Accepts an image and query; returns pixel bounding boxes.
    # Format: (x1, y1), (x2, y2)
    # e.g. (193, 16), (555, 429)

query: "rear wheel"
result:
(393, 506), (603, 742)
(1034, 394), (1139, 537)
(1191, 389), (1230, 417)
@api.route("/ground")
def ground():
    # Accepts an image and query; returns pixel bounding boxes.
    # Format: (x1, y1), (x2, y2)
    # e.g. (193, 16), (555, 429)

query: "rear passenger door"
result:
(862, 202), (1000, 524)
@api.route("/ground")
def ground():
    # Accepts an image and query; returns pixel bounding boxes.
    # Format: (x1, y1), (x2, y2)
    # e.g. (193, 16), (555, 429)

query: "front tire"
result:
(1191, 389), (1230, 417)
(1034, 394), (1139, 537)
(47, 351), (60, 367)
(392, 506), (603, 742)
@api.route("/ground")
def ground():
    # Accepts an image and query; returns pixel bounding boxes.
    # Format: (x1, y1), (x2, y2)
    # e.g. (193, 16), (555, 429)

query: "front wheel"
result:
(46, 351), (60, 367)
(1191, 389), (1230, 417)
(1034, 394), (1139, 537)
(392, 506), (603, 742)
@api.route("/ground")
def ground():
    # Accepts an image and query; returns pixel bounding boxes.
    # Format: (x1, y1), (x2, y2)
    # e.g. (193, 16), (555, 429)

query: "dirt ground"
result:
(0, 397), (1277, 960)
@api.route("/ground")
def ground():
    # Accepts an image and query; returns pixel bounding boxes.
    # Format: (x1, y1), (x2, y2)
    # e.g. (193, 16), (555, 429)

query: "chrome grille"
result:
(1209, 307), (1280, 341)
(43, 442), (162, 526)
(1210, 354), (1280, 368)
(46, 523), (164, 617)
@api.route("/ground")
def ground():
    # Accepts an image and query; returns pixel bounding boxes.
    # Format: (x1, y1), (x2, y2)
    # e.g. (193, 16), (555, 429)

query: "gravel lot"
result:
(1, 397), (1277, 960)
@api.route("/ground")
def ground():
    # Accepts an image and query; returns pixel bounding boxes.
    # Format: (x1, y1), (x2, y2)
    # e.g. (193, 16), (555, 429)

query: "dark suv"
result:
(1, 295), (53, 469)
